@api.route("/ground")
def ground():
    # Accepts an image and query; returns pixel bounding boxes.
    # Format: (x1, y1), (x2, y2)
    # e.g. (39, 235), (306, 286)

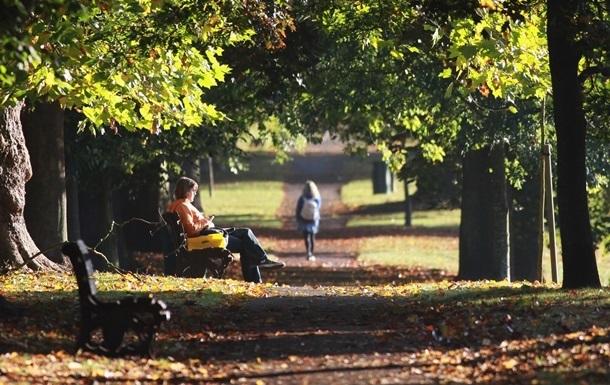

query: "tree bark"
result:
(22, 101), (67, 263)
(78, 177), (118, 269)
(488, 145), (510, 280)
(459, 149), (492, 280)
(547, 1), (600, 288)
(120, 161), (163, 253)
(404, 179), (412, 227)
(0, 103), (60, 271)
(458, 146), (510, 281)
(64, 113), (81, 241)
(510, 172), (541, 281)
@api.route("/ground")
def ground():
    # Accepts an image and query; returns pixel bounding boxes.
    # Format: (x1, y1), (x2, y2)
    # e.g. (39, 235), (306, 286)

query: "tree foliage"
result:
(1, 0), (293, 131)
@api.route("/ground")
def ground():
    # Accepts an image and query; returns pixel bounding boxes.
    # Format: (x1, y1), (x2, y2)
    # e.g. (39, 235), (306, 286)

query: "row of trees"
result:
(1, 0), (608, 288)
(270, 0), (608, 287)
(0, 0), (293, 269)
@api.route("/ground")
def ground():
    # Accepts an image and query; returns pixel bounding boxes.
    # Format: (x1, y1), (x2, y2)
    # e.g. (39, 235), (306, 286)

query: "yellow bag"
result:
(186, 233), (227, 251)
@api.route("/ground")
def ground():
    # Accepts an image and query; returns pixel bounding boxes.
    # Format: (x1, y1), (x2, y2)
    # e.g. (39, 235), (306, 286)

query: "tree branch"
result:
(578, 66), (610, 83)
(9, 214), (173, 280)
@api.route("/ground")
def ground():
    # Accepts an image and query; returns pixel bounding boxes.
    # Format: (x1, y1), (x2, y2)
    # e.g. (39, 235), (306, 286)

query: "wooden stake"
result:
(544, 144), (559, 283)
(537, 97), (546, 282)
(207, 156), (214, 198)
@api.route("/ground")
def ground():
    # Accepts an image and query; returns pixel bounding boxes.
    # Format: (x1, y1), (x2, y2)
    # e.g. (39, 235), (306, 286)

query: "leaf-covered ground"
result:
(1, 272), (609, 385)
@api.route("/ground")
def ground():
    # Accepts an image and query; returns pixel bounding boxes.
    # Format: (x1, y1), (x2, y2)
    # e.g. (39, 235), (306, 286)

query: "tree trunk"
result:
(488, 145), (510, 280)
(65, 155), (81, 241)
(404, 179), (412, 227)
(458, 146), (510, 280)
(121, 161), (163, 253)
(510, 172), (541, 281)
(459, 149), (492, 279)
(78, 176), (117, 270)
(0, 103), (60, 271)
(64, 112), (81, 241)
(22, 102), (67, 263)
(547, 1), (600, 288)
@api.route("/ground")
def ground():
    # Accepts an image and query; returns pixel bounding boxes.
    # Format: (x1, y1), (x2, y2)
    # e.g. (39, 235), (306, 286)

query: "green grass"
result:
(197, 181), (284, 228)
(341, 178), (460, 230)
(357, 235), (459, 272)
(341, 179), (405, 207)
(353, 212), (610, 286)
(212, 151), (292, 183)
(342, 178), (460, 272)
(347, 209), (461, 229)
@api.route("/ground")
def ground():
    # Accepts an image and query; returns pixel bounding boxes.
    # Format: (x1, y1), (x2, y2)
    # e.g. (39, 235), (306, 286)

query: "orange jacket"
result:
(167, 199), (208, 237)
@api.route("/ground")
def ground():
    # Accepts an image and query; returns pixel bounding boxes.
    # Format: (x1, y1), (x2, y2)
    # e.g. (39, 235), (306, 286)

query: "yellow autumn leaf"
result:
(502, 358), (519, 369)
(479, 0), (497, 10)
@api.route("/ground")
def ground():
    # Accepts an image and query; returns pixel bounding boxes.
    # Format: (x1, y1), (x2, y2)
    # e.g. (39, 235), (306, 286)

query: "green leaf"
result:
(440, 68), (452, 78)
(390, 49), (404, 60)
(444, 82), (454, 98)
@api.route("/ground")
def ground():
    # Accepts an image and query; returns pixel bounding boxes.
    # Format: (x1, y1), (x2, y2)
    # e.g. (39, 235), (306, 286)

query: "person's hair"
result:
(174, 177), (198, 199)
(303, 180), (320, 198)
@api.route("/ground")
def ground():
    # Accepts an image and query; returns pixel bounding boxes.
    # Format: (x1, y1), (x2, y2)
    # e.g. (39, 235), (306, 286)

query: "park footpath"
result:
(205, 140), (447, 385)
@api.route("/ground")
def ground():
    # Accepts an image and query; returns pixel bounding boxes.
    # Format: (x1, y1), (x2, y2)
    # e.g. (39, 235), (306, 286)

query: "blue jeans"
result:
(226, 228), (266, 283)
(303, 231), (315, 256)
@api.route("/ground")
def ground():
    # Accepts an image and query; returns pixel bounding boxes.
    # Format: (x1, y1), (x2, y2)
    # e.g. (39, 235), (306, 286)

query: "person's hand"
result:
(202, 216), (215, 229)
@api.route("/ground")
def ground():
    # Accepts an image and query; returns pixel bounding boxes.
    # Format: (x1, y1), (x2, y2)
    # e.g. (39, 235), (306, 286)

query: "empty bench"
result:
(62, 240), (170, 356)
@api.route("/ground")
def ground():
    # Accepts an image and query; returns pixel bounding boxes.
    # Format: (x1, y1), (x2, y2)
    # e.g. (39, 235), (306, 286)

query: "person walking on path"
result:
(295, 180), (321, 261)
(168, 176), (285, 282)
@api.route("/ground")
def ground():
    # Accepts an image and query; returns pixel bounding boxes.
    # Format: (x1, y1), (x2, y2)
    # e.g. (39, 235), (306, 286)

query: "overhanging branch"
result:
(578, 66), (610, 84)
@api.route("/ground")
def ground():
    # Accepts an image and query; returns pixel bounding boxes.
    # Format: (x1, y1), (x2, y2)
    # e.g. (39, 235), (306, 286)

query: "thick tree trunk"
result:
(22, 102), (67, 263)
(64, 113), (81, 241)
(458, 146), (510, 281)
(510, 172), (541, 281)
(459, 149), (492, 279)
(121, 161), (163, 253)
(488, 145), (510, 280)
(78, 177), (118, 269)
(547, 1), (600, 288)
(65, 157), (81, 241)
(0, 103), (60, 271)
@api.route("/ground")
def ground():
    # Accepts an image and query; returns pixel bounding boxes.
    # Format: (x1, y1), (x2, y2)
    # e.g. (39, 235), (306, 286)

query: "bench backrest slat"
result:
(63, 241), (98, 301)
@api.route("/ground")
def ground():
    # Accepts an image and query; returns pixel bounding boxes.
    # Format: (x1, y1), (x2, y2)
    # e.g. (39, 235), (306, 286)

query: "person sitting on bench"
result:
(168, 176), (285, 283)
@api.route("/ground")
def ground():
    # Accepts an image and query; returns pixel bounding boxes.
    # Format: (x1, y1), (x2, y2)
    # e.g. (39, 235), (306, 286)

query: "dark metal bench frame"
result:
(161, 212), (233, 278)
(62, 241), (170, 357)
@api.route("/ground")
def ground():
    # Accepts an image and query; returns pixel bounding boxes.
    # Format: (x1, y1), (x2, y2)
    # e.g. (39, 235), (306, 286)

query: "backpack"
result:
(300, 197), (319, 221)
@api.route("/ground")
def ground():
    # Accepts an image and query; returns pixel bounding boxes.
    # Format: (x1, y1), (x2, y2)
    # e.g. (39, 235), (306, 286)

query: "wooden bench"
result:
(161, 212), (233, 278)
(62, 241), (170, 357)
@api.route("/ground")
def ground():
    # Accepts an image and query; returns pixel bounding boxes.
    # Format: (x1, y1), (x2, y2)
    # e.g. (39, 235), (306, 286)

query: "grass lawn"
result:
(357, 234), (459, 273)
(341, 178), (460, 272)
(341, 178), (405, 208)
(341, 178), (610, 286)
(197, 181), (284, 229)
(352, 209), (460, 274)
(346, 209), (460, 229)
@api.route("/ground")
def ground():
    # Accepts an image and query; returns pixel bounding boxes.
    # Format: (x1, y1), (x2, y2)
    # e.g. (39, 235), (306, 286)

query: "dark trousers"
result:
(303, 232), (315, 256)
(226, 228), (266, 283)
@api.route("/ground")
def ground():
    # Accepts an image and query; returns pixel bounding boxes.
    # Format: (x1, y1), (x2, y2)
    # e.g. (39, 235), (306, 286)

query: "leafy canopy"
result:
(0, 0), (291, 132)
